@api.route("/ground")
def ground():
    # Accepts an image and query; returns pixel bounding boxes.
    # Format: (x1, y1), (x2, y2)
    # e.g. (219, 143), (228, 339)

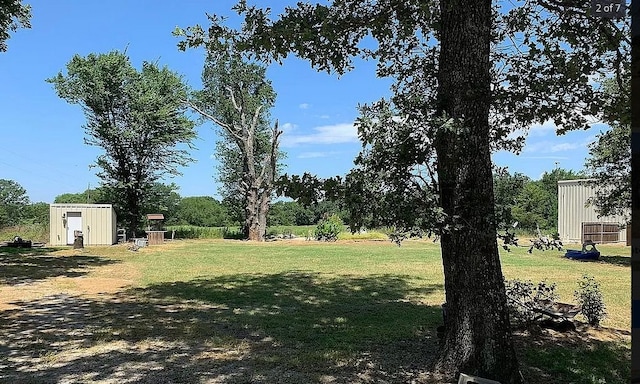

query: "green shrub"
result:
(574, 275), (607, 326)
(315, 214), (343, 242)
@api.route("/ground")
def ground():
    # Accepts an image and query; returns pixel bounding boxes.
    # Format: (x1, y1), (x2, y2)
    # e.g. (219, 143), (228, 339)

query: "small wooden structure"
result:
(145, 213), (166, 245)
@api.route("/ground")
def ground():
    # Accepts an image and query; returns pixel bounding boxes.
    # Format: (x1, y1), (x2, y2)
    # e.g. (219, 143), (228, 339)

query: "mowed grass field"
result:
(0, 239), (631, 383)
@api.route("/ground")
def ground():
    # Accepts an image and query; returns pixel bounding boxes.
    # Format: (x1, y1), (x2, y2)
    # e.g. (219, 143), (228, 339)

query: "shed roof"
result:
(50, 204), (113, 208)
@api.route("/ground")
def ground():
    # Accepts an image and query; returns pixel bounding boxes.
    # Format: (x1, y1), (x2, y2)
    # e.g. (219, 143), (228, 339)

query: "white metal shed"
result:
(49, 204), (117, 246)
(557, 179), (629, 244)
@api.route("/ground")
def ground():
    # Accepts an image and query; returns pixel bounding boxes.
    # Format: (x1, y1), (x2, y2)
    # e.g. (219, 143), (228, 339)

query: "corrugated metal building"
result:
(49, 204), (117, 246)
(557, 179), (629, 244)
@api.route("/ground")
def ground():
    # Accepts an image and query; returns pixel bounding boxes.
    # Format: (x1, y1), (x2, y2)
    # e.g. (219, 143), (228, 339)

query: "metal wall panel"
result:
(48, 204), (117, 246)
(557, 180), (629, 243)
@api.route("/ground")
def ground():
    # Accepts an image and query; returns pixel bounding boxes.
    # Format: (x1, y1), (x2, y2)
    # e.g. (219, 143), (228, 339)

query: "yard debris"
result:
(528, 224), (562, 253)
(5, 236), (32, 248)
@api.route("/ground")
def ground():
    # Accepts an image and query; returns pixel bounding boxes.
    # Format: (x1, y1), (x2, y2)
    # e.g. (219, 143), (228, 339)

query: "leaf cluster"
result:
(0, 0), (30, 52)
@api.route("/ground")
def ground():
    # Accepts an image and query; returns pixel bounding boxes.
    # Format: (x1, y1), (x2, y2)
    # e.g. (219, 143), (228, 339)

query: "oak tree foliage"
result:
(0, 0), (30, 52)
(177, 1), (628, 382)
(584, 78), (631, 222)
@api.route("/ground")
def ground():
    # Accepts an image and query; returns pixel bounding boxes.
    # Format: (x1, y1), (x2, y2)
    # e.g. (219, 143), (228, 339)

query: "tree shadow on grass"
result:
(0, 248), (119, 285)
(0, 272), (445, 383)
(0, 271), (631, 383)
(516, 326), (631, 384)
(0, 272), (442, 383)
(597, 254), (631, 267)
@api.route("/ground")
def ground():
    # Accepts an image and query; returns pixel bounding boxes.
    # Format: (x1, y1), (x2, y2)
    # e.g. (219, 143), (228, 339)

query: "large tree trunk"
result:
(244, 187), (263, 241)
(257, 192), (269, 239)
(434, 1), (521, 383)
(245, 188), (271, 241)
(124, 187), (142, 239)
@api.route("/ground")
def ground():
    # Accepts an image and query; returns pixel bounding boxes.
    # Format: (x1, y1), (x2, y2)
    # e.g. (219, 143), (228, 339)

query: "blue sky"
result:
(1, 1), (608, 203)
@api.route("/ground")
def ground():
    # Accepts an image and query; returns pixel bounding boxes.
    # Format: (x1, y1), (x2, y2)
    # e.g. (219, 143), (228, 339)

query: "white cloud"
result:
(549, 142), (581, 152)
(299, 103), (310, 110)
(522, 156), (570, 160)
(528, 120), (556, 137)
(507, 118), (603, 142)
(297, 151), (339, 159)
(319, 114), (330, 119)
(280, 122), (298, 132)
(282, 123), (359, 147)
(524, 135), (596, 154)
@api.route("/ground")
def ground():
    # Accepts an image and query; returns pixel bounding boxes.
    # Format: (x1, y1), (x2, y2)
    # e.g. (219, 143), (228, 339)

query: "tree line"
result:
(51, 184), (345, 229)
(0, 164), (604, 236)
(0, 178), (346, 230)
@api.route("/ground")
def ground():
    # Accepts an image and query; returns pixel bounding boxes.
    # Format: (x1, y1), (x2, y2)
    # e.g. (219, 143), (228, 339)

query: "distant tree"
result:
(141, 183), (181, 225)
(0, 0), (31, 52)
(267, 200), (340, 227)
(21, 202), (49, 225)
(512, 181), (553, 232)
(584, 78), (630, 222)
(54, 188), (109, 204)
(54, 192), (89, 204)
(176, 196), (229, 227)
(493, 169), (530, 230)
(508, 168), (583, 233)
(584, 123), (630, 222)
(0, 179), (29, 227)
(48, 51), (197, 236)
(186, 45), (282, 241)
(267, 201), (298, 226)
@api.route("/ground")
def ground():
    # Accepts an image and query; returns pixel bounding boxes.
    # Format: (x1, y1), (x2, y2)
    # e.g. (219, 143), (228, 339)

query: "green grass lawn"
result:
(120, 240), (629, 329)
(0, 239), (630, 383)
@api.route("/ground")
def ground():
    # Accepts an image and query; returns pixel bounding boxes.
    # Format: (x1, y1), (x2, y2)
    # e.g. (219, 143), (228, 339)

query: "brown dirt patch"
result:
(0, 249), (140, 310)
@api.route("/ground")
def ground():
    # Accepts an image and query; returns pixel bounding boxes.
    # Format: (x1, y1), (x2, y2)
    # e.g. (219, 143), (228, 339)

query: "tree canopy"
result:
(47, 50), (197, 235)
(175, 196), (229, 227)
(584, 78), (631, 222)
(0, 178), (29, 227)
(0, 0), (30, 52)
(54, 188), (108, 204)
(176, 2), (629, 381)
(585, 122), (631, 221)
(186, 43), (283, 241)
